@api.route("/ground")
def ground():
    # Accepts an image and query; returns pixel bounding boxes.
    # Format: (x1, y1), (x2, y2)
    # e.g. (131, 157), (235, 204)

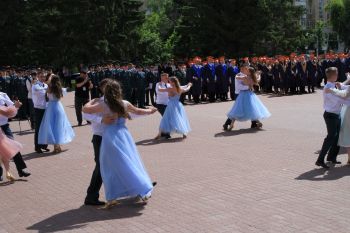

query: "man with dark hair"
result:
(227, 59), (239, 100)
(189, 57), (202, 104)
(216, 56), (229, 101)
(83, 79), (112, 206)
(32, 71), (49, 153)
(75, 67), (93, 126)
(155, 73), (171, 139)
(202, 56), (216, 102)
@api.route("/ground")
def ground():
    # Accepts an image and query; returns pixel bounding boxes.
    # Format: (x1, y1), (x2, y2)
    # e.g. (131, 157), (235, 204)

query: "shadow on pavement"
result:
(295, 165), (350, 181)
(0, 179), (28, 186)
(21, 150), (69, 161)
(136, 137), (184, 146)
(14, 130), (35, 136)
(21, 152), (49, 161)
(214, 128), (262, 137)
(314, 147), (347, 155)
(27, 203), (145, 233)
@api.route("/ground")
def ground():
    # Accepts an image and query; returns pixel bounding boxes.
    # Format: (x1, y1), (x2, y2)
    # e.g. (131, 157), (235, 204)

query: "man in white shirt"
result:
(26, 71), (37, 129)
(82, 79), (113, 206)
(0, 92), (31, 180)
(316, 67), (342, 169)
(155, 72), (171, 139)
(32, 71), (49, 153)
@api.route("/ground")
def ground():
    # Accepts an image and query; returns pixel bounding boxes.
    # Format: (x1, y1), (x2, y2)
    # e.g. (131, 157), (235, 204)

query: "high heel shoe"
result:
(134, 195), (149, 204)
(6, 172), (15, 182)
(54, 145), (62, 153)
(98, 200), (119, 210)
(256, 122), (263, 129)
(228, 123), (234, 131)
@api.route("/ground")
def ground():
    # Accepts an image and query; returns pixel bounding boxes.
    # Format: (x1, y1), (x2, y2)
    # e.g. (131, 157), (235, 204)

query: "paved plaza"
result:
(1, 90), (350, 233)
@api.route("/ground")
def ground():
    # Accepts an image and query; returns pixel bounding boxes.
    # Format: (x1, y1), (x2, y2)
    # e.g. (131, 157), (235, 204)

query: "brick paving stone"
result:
(1, 91), (350, 233)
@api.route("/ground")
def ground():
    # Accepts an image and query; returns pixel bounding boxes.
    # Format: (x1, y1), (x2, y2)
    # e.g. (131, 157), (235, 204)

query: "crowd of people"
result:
(1, 52), (349, 124)
(0, 52), (350, 209)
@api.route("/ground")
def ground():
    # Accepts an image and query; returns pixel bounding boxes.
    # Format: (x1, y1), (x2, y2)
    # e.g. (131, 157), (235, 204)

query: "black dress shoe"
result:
(42, 148), (50, 152)
(18, 170), (31, 177)
(84, 200), (105, 206)
(223, 124), (228, 131)
(152, 181), (157, 187)
(164, 134), (171, 139)
(35, 148), (43, 153)
(327, 160), (341, 164)
(315, 161), (330, 169)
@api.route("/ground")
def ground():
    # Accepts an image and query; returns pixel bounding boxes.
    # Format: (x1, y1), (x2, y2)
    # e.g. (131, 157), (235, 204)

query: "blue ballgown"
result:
(100, 102), (153, 201)
(38, 94), (75, 144)
(227, 90), (271, 121)
(159, 94), (191, 135)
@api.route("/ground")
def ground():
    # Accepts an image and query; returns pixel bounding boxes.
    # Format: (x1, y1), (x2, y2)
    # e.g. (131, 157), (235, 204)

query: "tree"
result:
(326, 0), (350, 47)
(138, 0), (179, 63)
(173, 0), (304, 58)
(0, 0), (145, 67)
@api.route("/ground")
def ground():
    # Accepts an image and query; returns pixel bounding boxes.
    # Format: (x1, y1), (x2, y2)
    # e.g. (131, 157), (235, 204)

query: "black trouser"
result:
(317, 112), (340, 163)
(157, 104), (167, 115)
(157, 104), (171, 137)
(193, 95), (200, 104)
(145, 89), (155, 106)
(27, 99), (35, 129)
(223, 118), (258, 128)
(0, 124), (27, 176)
(75, 97), (89, 124)
(230, 92), (238, 101)
(131, 88), (137, 105)
(34, 108), (48, 150)
(179, 93), (186, 104)
(208, 93), (216, 103)
(85, 135), (103, 202)
(137, 88), (145, 108)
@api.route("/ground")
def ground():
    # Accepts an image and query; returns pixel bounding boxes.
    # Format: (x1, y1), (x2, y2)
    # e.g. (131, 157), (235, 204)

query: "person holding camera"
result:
(75, 67), (93, 126)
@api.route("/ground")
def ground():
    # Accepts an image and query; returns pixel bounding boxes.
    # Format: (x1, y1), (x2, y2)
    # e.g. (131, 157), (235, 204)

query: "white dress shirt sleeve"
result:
(83, 113), (102, 124)
(0, 93), (14, 106)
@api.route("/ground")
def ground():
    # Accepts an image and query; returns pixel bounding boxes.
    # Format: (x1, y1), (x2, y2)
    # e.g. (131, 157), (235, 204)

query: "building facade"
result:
(294, 0), (330, 29)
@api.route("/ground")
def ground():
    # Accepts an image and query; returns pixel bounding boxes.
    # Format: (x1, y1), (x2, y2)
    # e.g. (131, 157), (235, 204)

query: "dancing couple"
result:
(0, 92), (30, 181)
(155, 72), (192, 140)
(316, 67), (350, 169)
(223, 63), (271, 131)
(0, 105), (24, 181)
(37, 75), (75, 153)
(83, 79), (157, 209)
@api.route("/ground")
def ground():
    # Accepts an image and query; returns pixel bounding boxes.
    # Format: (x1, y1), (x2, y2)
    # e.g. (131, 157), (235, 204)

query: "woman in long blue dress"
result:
(38, 75), (75, 153)
(227, 66), (271, 130)
(82, 80), (157, 209)
(156, 77), (192, 139)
